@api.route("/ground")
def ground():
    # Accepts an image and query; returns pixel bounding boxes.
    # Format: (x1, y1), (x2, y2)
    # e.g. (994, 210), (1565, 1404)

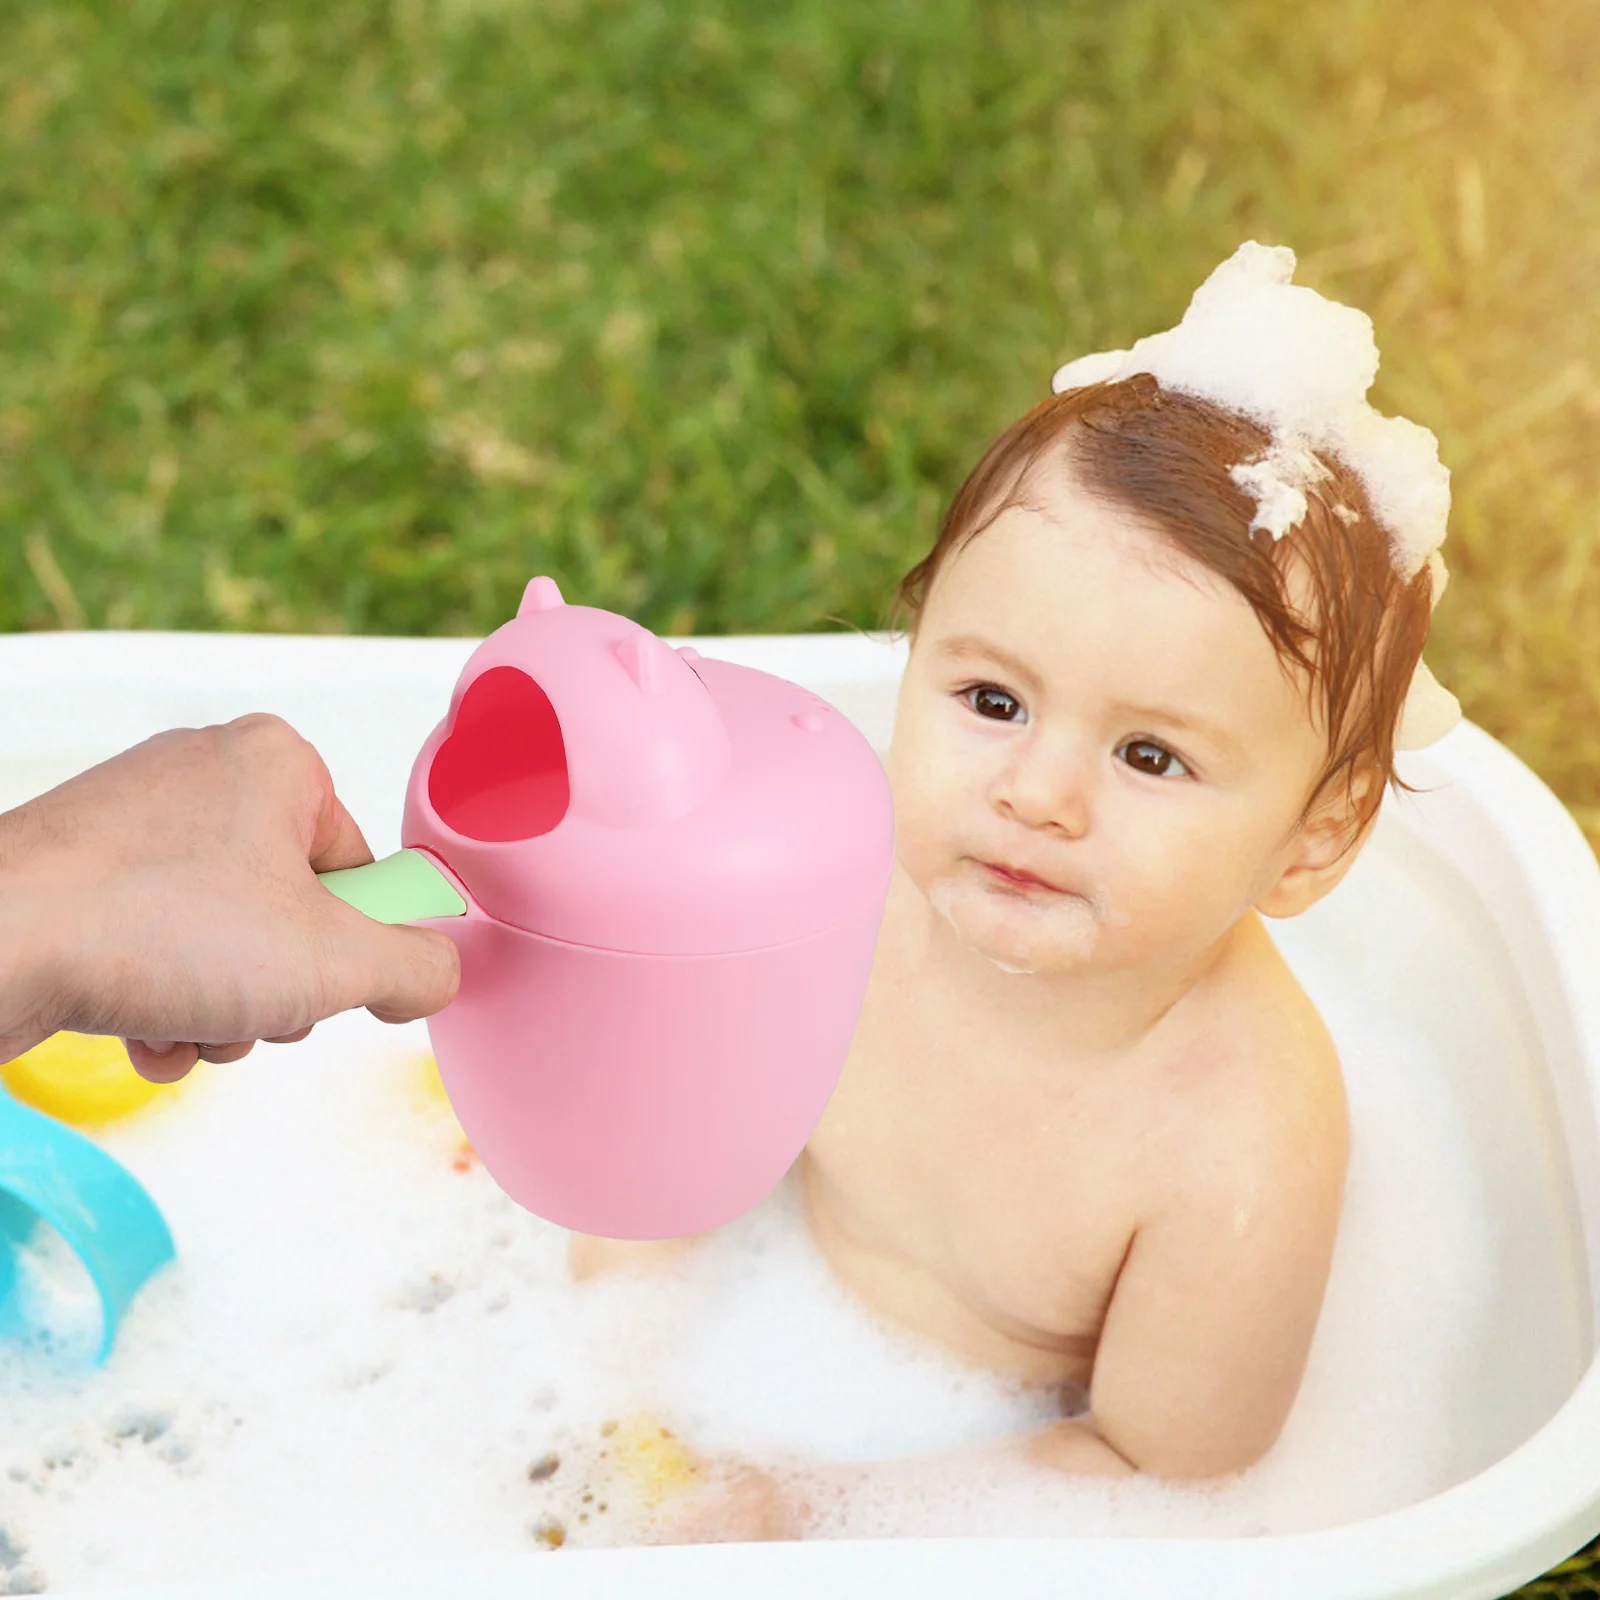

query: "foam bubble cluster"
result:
(1050, 242), (1459, 749)
(1228, 440), (1330, 542)
(1051, 242), (1450, 578)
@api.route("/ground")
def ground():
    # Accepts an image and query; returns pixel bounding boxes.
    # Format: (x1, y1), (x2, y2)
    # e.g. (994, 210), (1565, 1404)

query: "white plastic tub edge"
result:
(5, 628), (1600, 1600)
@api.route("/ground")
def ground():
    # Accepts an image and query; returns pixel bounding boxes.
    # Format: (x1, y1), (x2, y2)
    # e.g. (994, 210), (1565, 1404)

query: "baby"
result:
(570, 245), (1457, 1526)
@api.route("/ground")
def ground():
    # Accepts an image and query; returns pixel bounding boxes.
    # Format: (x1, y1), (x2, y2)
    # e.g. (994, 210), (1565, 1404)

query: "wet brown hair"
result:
(888, 375), (1434, 832)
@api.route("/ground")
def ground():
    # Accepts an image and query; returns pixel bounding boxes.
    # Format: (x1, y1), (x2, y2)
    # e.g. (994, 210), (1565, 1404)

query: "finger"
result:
(360, 925), (463, 1025)
(264, 1025), (315, 1044)
(304, 760), (375, 876)
(124, 1038), (201, 1084)
(197, 1040), (257, 1065)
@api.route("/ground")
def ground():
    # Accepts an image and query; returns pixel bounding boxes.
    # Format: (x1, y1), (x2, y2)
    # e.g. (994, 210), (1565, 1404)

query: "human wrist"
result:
(0, 802), (73, 1055)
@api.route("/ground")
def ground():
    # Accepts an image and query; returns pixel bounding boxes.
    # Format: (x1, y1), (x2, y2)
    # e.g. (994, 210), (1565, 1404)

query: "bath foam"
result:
(578, 893), (1497, 1543)
(623, 1171), (1068, 1466)
(0, 906), (1496, 1583)
(0, 1014), (622, 1587)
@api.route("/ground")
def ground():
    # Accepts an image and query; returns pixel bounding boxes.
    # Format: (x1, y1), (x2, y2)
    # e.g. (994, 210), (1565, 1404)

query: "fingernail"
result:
(142, 1039), (177, 1054)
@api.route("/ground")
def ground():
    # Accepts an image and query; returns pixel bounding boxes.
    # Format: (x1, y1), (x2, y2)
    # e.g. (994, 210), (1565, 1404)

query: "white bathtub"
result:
(4, 626), (1600, 1600)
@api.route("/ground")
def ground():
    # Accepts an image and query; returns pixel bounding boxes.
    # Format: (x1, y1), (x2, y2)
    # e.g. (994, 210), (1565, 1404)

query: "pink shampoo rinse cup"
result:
(317, 577), (896, 1239)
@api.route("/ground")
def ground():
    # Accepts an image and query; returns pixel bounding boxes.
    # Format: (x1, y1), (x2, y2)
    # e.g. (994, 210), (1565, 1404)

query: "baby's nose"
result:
(993, 739), (1094, 837)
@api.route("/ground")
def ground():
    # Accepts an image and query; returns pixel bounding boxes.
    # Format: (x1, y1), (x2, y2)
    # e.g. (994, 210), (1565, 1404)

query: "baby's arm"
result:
(1074, 1082), (1349, 1479)
(653, 1085), (1347, 1539)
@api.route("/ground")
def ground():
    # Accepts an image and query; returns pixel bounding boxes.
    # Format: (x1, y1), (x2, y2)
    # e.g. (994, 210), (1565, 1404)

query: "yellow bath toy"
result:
(415, 1052), (452, 1107)
(602, 1414), (704, 1508)
(0, 1032), (168, 1127)
(407, 1054), (477, 1170)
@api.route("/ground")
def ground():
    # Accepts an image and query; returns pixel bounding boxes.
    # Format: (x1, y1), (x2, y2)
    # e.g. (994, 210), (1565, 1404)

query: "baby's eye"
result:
(1117, 739), (1190, 779)
(962, 685), (1024, 722)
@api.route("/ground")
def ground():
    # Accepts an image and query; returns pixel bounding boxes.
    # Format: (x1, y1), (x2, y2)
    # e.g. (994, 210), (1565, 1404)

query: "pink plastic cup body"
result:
(419, 893), (886, 1239)
(400, 583), (895, 1239)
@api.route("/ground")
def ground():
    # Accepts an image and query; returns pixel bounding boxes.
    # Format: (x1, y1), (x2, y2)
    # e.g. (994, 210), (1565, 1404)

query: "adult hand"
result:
(0, 713), (460, 1083)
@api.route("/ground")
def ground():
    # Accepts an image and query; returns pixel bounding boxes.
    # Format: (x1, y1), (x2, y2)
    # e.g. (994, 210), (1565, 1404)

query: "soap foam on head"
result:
(1050, 241), (1460, 750)
(1051, 242), (1450, 580)
(1228, 439), (1329, 542)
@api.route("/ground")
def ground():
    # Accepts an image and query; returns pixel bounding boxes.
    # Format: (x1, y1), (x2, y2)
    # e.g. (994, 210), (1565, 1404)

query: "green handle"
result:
(317, 849), (467, 924)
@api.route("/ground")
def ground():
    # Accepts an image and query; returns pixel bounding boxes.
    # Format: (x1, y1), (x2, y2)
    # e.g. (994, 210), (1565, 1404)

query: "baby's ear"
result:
(1255, 765), (1381, 920)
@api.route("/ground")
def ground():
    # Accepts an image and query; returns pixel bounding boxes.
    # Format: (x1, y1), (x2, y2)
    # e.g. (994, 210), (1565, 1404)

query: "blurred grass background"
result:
(1, 2), (1599, 1590)
(3, 0), (1599, 845)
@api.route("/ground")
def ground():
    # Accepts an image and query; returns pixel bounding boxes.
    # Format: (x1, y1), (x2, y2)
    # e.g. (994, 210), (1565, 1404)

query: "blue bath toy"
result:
(0, 1081), (175, 1363)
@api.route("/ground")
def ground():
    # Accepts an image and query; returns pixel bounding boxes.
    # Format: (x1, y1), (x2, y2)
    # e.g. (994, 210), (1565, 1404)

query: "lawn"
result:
(2, 0), (1599, 1587)
(3, 0), (1599, 833)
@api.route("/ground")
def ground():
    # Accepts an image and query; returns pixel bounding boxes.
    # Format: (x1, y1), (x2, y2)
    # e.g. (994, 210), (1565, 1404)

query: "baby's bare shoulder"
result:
(1153, 922), (1348, 1209)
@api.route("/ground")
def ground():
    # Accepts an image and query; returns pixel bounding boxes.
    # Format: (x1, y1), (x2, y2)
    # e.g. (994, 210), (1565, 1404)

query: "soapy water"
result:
(0, 920), (1497, 1585)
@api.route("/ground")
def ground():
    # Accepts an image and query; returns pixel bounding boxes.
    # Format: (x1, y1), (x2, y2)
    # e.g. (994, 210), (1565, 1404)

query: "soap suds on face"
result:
(927, 871), (1101, 971)
(928, 875), (1043, 973)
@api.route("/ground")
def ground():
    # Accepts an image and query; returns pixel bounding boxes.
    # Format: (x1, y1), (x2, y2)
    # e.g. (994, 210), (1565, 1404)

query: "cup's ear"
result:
(427, 665), (571, 842)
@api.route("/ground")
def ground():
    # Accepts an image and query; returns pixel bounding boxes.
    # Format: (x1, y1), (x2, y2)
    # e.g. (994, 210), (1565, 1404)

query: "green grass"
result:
(3, 0), (1599, 846)
(3, 7), (1600, 1586)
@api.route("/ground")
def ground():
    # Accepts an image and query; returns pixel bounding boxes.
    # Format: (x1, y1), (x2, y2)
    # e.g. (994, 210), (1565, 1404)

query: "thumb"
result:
(356, 923), (463, 1025)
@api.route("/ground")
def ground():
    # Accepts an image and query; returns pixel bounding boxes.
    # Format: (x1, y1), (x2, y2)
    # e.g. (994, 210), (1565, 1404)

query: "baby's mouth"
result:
(978, 859), (1067, 895)
(972, 858), (1108, 926)
(931, 865), (1106, 967)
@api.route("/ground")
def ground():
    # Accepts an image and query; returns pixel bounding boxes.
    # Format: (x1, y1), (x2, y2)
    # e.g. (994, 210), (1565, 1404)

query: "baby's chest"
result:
(807, 1013), (1146, 1338)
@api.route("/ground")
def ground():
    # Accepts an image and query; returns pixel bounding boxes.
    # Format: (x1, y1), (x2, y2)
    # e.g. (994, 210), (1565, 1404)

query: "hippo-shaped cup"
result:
(319, 577), (896, 1239)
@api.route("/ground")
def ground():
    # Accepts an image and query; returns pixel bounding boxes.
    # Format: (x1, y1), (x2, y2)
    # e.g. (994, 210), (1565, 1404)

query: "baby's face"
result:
(888, 472), (1337, 979)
